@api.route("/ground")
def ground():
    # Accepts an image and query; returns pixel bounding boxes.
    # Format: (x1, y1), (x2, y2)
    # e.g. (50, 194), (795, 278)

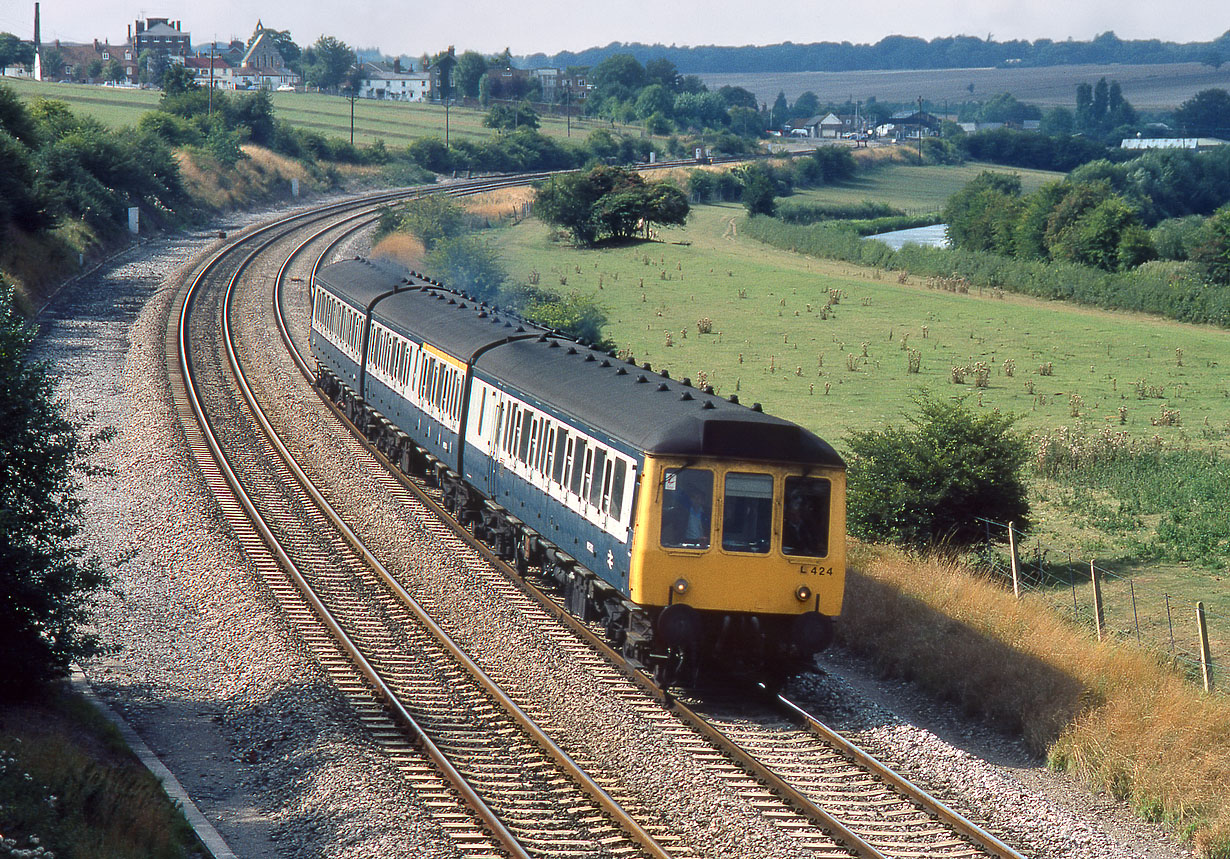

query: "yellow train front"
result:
(626, 441), (846, 686)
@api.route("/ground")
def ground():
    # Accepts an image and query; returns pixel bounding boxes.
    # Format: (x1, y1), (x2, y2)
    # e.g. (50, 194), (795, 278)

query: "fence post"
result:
(1091, 561), (1104, 642)
(1008, 522), (1020, 599)
(1197, 602), (1213, 693)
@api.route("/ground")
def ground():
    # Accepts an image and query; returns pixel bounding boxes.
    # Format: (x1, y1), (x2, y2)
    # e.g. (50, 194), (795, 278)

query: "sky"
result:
(4, 0), (1227, 57)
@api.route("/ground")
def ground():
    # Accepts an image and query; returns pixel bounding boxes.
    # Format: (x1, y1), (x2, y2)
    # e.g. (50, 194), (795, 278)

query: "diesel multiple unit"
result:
(309, 257), (846, 683)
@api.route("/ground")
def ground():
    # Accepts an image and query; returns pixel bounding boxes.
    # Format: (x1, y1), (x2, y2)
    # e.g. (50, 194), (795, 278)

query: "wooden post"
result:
(1197, 601), (1213, 693)
(1008, 521), (1020, 599)
(1091, 561), (1104, 642)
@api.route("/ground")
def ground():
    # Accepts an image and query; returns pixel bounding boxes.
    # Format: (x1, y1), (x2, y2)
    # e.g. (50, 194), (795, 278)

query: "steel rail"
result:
(178, 209), (533, 859)
(223, 206), (675, 859)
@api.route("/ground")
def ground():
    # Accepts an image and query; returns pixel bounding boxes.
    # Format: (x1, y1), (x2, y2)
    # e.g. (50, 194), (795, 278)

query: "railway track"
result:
(173, 189), (690, 859)
(172, 176), (1035, 858)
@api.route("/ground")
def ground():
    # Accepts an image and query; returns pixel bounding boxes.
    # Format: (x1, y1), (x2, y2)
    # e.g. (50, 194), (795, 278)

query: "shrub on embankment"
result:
(742, 215), (1230, 328)
(839, 545), (1230, 857)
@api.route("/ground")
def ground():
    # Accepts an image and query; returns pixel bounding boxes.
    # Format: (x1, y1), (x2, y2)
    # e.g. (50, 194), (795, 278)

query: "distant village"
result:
(1, 4), (597, 109)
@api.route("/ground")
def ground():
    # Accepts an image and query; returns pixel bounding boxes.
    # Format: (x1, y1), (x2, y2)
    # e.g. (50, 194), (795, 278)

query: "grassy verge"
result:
(0, 684), (201, 858)
(840, 545), (1230, 857)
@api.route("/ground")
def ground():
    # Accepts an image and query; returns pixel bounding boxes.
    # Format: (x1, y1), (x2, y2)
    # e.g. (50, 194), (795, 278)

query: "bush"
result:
(845, 393), (1030, 550)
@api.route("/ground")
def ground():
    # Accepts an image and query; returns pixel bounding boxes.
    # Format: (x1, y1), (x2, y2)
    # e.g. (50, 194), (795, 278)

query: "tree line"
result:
(522, 30), (1230, 74)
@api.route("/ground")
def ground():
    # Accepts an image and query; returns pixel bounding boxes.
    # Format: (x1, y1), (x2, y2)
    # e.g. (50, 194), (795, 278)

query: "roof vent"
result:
(447, 298), (456, 305)
(704, 385), (715, 395)
(702, 400), (716, 409)
(567, 346), (578, 355)
(682, 377), (692, 387)
(537, 334), (548, 342)
(680, 391), (693, 401)
(515, 326), (525, 333)
(584, 354), (596, 362)
(661, 369), (670, 379)
(752, 402), (763, 412)
(504, 321), (513, 328)
(636, 375), (648, 383)
(657, 383), (669, 392)
(458, 303), (467, 310)
(728, 394), (740, 404)
(548, 340), (560, 348)
(643, 362), (652, 371)
(478, 311), (488, 319)
(600, 359), (611, 367)
(616, 367), (628, 375)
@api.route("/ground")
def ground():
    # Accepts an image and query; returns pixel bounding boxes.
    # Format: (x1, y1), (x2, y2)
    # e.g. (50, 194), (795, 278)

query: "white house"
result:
(357, 61), (430, 101)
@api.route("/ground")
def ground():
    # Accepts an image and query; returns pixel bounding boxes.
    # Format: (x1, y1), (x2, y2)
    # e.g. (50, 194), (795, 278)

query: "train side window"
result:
(660, 468), (713, 549)
(609, 459), (628, 521)
(597, 456), (614, 512)
(552, 431), (569, 485)
(782, 477), (832, 558)
(569, 439), (588, 497)
(722, 472), (774, 554)
(588, 448), (607, 508)
(541, 424), (554, 475)
(518, 412), (534, 463)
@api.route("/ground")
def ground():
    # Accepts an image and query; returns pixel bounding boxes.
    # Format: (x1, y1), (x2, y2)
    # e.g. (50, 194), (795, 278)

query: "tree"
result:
(86, 58), (104, 81)
(1173, 89), (1230, 137)
(845, 393), (1030, 550)
(103, 59), (124, 83)
(305, 35), (355, 92)
(590, 53), (645, 103)
(426, 235), (506, 301)
(160, 63), (197, 96)
(942, 171), (1023, 254)
(741, 167), (778, 216)
(483, 101), (539, 132)
(535, 165), (688, 245)
(1190, 204), (1230, 284)
(139, 49), (167, 87)
(0, 32), (34, 72)
(0, 285), (108, 694)
(265, 29), (301, 67)
(455, 50), (488, 98)
(643, 57), (680, 91)
(40, 49), (65, 80)
(769, 90), (789, 129)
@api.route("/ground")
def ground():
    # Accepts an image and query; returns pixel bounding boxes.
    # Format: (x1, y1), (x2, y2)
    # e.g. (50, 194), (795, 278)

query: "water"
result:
(865, 223), (950, 250)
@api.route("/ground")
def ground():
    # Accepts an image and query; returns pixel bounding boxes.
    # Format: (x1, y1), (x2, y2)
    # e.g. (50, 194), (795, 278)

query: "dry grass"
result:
(2, 222), (101, 316)
(176, 144), (321, 211)
(371, 232), (427, 268)
(462, 187), (535, 220)
(841, 544), (1230, 856)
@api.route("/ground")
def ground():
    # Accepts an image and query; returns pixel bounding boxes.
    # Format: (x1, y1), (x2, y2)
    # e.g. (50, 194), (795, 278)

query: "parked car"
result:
(276, 84), (295, 92)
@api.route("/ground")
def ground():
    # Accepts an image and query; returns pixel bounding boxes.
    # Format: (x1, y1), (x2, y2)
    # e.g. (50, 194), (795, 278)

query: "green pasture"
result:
(3, 78), (640, 146)
(494, 201), (1230, 453)
(786, 160), (1063, 214)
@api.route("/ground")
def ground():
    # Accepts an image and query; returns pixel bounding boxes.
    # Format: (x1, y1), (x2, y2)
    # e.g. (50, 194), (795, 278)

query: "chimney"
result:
(128, 24), (132, 40)
(393, 58), (401, 73)
(33, 2), (40, 49)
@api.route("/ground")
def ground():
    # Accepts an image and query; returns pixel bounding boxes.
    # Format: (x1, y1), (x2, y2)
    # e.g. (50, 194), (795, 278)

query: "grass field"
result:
(698, 61), (1230, 111)
(1, 77), (643, 146)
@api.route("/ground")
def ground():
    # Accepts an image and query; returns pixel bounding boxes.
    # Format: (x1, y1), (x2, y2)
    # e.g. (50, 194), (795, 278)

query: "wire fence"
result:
(975, 517), (1223, 694)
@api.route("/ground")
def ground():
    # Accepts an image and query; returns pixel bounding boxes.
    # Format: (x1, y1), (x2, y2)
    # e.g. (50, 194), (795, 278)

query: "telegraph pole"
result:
(917, 95), (924, 163)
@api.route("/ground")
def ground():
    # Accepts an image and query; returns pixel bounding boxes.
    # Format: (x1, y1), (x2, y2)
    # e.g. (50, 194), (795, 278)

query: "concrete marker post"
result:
(1091, 560), (1105, 642)
(1197, 601), (1213, 693)
(1007, 521), (1020, 599)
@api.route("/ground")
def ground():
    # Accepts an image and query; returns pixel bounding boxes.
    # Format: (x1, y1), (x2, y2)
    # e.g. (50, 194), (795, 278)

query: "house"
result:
(1120, 137), (1227, 151)
(429, 45), (457, 101)
(885, 109), (939, 141)
(222, 21), (299, 90)
(129, 17), (190, 59)
(184, 55), (229, 87)
(357, 60), (430, 101)
(46, 38), (137, 82)
(529, 67), (592, 104)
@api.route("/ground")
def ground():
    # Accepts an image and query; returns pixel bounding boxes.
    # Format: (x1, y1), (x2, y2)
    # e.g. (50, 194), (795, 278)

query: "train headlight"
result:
(672, 578), (690, 595)
(795, 585), (812, 603)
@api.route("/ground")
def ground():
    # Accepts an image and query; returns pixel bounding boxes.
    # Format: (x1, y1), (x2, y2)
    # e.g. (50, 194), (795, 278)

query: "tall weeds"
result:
(840, 545), (1230, 857)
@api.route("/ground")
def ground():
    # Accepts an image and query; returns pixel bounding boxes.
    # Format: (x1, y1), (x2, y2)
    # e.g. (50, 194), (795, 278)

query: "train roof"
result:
(315, 258), (844, 468)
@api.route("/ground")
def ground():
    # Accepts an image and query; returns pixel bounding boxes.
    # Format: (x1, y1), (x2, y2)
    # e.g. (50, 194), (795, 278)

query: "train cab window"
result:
(782, 476), (832, 558)
(660, 468), (713, 549)
(721, 472), (773, 554)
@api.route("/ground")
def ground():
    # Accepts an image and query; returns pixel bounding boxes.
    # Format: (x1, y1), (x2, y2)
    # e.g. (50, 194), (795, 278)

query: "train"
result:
(308, 256), (846, 685)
